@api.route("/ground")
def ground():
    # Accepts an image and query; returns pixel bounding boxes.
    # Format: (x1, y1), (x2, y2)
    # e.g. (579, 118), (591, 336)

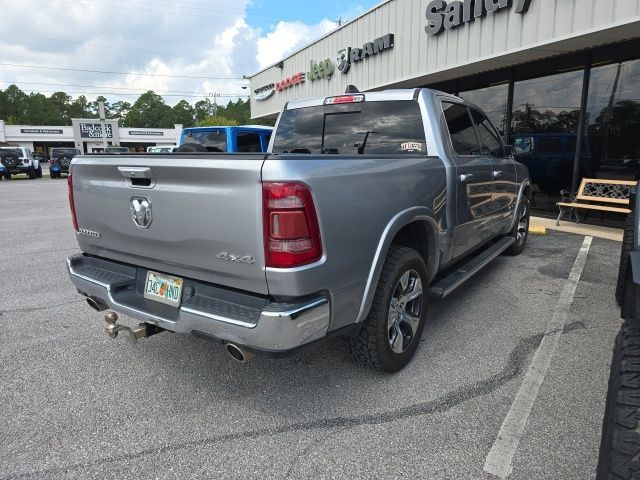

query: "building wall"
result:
(249, 0), (640, 118)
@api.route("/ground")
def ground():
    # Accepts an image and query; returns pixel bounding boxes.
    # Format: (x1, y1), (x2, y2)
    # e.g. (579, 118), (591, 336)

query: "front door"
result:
(441, 101), (496, 260)
(470, 109), (519, 234)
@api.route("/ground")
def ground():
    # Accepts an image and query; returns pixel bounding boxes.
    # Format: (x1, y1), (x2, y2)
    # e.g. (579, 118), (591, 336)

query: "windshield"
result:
(272, 101), (427, 155)
(183, 129), (227, 152)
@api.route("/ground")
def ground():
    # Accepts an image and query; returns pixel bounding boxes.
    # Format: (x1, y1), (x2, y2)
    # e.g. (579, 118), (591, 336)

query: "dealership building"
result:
(0, 119), (181, 154)
(248, 0), (640, 220)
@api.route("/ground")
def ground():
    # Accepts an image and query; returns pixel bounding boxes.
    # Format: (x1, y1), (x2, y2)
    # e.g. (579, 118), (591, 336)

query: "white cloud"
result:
(255, 19), (337, 70)
(0, 0), (341, 106)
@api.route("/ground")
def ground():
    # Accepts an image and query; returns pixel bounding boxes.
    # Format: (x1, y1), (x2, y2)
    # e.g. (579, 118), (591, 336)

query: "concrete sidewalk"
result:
(531, 216), (623, 242)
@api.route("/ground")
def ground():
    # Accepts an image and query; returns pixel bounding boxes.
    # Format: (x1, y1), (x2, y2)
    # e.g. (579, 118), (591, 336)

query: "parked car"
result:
(512, 133), (593, 195)
(177, 125), (272, 153)
(0, 146), (42, 180)
(33, 151), (48, 163)
(49, 147), (81, 178)
(598, 168), (640, 479)
(146, 146), (177, 153)
(65, 89), (531, 371)
(104, 146), (130, 153)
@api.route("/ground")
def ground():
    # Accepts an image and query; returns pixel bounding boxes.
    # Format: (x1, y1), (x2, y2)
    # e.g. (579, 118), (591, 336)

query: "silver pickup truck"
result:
(66, 88), (531, 372)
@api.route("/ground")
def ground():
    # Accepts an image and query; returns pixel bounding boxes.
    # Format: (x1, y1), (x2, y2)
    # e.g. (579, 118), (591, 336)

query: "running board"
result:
(429, 237), (515, 299)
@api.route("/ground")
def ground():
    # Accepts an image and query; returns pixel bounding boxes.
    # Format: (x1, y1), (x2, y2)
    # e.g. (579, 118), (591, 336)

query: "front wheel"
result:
(346, 246), (428, 372)
(505, 197), (530, 256)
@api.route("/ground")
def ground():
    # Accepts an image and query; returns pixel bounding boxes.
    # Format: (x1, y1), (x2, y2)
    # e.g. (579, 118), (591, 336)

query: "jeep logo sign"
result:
(425, 0), (531, 36)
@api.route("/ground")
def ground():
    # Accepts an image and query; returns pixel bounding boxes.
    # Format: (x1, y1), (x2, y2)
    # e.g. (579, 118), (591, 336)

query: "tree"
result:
(68, 95), (93, 119)
(171, 100), (195, 127)
(90, 96), (111, 118)
(195, 116), (238, 127)
(122, 91), (173, 128)
(111, 100), (132, 120)
(194, 98), (216, 122)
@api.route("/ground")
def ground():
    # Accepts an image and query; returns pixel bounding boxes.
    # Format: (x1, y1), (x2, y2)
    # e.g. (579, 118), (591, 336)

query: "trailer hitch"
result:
(104, 311), (162, 343)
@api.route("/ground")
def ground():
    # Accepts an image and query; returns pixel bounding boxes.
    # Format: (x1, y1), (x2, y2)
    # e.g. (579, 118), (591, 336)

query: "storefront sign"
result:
(80, 123), (113, 139)
(275, 72), (306, 92)
(307, 59), (334, 81)
(425, 0), (531, 36)
(128, 130), (164, 136)
(20, 128), (63, 134)
(254, 83), (275, 101)
(336, 34), (394, 74)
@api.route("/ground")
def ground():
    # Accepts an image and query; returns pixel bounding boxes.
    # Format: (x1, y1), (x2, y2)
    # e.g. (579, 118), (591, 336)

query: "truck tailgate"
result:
(71, 154), (268, 294)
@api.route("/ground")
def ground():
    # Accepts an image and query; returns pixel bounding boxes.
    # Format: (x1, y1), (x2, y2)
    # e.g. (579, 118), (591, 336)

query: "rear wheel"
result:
(28, 167), (36, 179)
(505, 196), (530, 256)
(36, 166), (42, 178)
(346, 246), (428, 372)
(3, 172), (11, 180)
(617, 214), (635, 307)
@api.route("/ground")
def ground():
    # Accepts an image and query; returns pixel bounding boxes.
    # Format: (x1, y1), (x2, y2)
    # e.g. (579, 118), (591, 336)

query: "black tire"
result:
(0, 152), (19, 170)
(27, 167), (36, 179)
(505, 196), (531, 256)
(597, 316), (640, 479)
(36, 166), (42, 178)
(50, 171), (59, 179)
(617, 214), (635, 307)
(346, 246), (428, 372)
(3, 172), (11, 180)
(175, 142), (209, 153)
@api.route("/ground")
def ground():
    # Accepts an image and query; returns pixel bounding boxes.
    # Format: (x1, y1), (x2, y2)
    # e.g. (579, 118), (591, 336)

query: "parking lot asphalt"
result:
(0, 178), (622, 479)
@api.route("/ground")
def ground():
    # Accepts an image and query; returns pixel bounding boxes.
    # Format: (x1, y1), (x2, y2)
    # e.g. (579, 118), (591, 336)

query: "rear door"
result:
(441, 101), (495, 258)
(470, 108), (518, 233)
(72, 154), (269, 294)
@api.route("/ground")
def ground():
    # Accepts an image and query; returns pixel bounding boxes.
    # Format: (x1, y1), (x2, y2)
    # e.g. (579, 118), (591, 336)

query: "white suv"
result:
(0, 147), (42, 180)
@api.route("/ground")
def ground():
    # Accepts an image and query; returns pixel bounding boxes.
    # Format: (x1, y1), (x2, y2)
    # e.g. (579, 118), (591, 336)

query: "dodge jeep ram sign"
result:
(337, 34), (394, 74)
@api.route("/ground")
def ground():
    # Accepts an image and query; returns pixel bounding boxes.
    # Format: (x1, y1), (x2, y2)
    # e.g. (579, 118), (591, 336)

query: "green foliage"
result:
(0, 84), (262, 127)
(195, 116), (239, 127)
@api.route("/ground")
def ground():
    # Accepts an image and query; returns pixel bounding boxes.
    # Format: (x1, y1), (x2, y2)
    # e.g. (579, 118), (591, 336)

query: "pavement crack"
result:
(0, 299), (84, 315)
(3, 332), (545, 479)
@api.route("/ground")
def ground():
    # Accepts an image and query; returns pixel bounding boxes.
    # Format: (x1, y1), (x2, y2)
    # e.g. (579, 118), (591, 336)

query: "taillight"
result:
(324, 94), (365, 105)
(67, 174), (78, 231)
(263, 182), (322, 268)
(23, 159), (29, 164)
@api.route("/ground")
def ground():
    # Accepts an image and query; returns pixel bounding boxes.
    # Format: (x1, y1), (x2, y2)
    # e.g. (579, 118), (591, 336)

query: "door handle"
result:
(117, 166), (153, 179)
(492, 170), (503, 179)
(459, 174), (475, 183)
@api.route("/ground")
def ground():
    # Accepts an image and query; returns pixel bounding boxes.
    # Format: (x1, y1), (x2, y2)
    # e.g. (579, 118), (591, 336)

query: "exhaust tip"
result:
(224, 343), (254, 363)
(86, 297), (108, 312)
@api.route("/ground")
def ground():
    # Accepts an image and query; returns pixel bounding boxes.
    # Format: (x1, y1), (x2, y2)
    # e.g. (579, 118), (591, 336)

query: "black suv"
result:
(49, 148), (80, 178)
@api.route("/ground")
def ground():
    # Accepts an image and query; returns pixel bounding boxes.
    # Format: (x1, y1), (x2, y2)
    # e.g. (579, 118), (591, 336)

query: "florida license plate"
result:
(143, 271), (183, 307)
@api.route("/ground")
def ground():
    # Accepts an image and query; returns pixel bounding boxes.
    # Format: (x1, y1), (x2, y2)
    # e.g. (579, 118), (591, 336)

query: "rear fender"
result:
(355, 206), (440, 324)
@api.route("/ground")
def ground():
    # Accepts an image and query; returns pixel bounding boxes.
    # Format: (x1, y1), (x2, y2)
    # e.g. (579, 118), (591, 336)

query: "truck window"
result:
(184, 130), (227, 152)
(471, 109), (503, 156)
(442, 102), (479, 156)
(272, 101), (427, 155)
(236, 132), (262, 152)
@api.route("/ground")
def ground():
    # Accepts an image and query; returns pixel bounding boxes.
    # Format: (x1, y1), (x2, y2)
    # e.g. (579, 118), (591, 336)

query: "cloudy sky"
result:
(0, 0), (377, 105)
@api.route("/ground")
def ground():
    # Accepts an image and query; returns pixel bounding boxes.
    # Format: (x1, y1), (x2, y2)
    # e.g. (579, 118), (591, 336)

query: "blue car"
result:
(178, 125), (272, 153)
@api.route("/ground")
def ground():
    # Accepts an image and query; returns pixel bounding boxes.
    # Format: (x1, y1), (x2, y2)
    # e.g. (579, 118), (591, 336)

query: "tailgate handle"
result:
(117, 166), (156, 189)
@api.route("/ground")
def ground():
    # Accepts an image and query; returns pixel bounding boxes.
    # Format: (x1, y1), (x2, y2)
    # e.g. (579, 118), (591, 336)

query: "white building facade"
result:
(248, 0), (640, 219)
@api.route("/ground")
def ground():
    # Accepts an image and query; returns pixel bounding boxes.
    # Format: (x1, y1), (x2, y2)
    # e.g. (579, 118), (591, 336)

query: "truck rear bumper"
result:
(66, 254), (331, 352)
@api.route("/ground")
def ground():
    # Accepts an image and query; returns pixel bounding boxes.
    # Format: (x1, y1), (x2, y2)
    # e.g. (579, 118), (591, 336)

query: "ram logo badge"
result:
(130, 196), (152, 229)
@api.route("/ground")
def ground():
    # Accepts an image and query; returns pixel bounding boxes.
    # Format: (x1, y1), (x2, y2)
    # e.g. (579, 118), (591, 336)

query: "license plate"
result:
(143, 271), (183, 307)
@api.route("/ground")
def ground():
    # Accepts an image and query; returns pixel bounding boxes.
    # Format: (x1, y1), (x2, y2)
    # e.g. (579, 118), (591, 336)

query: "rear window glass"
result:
(0, 148), (22, 156)
(51, 148), (78, 157)
(442, 102), (479, 156)
(272, 101), (427, 155)
(236, 132), (262, 152)
(184, 130), (227, 152)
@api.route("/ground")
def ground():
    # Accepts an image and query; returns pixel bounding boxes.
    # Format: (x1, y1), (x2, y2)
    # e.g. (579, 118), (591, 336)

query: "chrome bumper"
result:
(66, 254), (330, 352)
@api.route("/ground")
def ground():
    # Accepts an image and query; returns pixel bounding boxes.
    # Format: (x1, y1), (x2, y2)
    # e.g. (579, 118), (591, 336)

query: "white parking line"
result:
(483, 236), (593, 479)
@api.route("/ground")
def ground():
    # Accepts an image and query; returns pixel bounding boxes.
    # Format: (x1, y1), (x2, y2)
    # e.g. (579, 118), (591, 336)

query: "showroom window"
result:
(460, 82), (509, 137)
(510, 69), (585, 213)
